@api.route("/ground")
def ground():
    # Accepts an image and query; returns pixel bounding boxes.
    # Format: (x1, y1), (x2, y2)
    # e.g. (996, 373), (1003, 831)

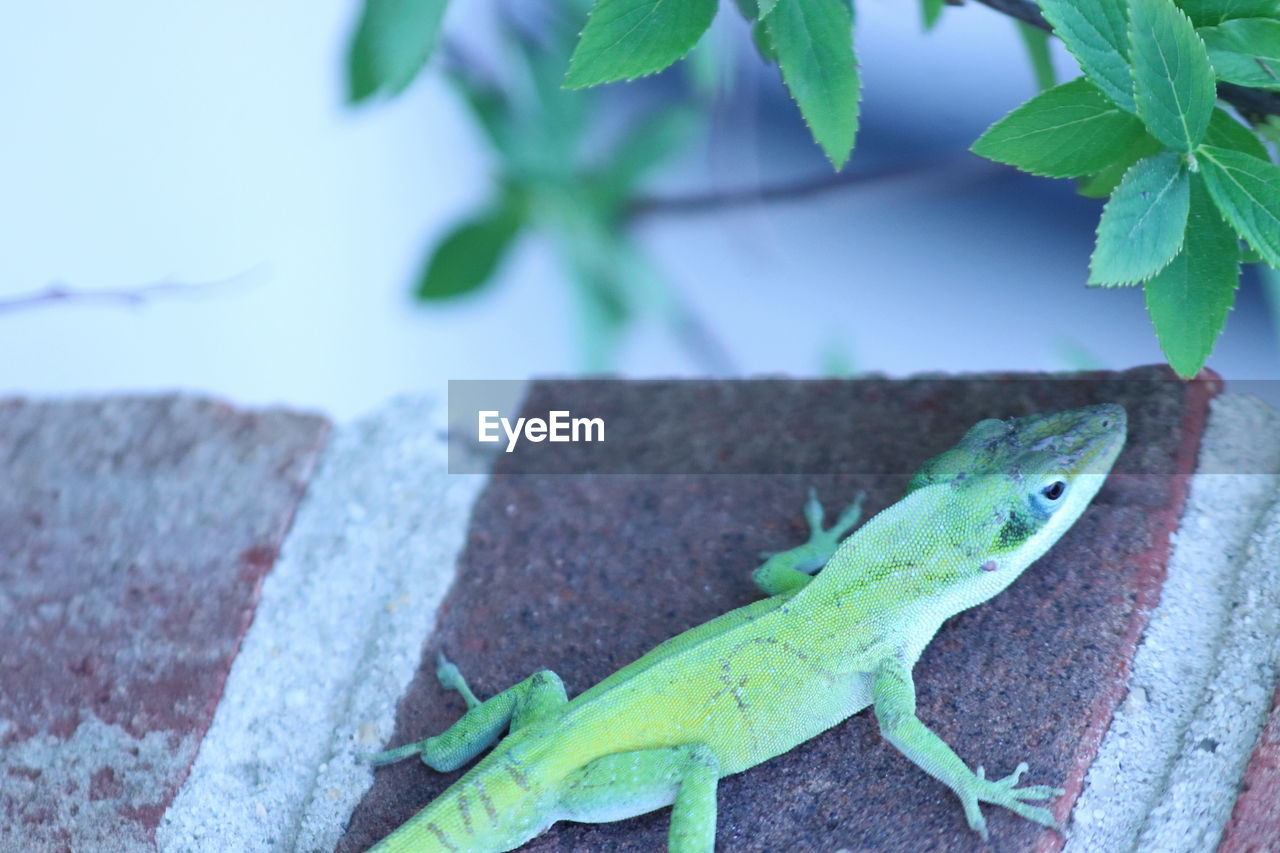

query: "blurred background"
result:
(2, 0), (1275, 421)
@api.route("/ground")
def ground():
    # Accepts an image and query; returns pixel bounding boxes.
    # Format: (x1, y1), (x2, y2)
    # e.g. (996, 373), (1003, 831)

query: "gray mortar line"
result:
(1140, 475), (1280, 849)
(157, 394), (507, 852)
(1065, 394), (1280, 853)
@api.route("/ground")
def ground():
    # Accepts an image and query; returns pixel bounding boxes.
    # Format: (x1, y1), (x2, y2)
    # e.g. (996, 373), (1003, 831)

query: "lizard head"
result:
(827, 404), (1127, 649)
(910, 403), (1127, 573)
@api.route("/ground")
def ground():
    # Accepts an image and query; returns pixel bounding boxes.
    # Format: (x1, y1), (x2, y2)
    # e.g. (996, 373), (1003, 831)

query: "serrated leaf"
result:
(760, 0), (780, 16)
(1205, 107), (1271, 159)
(1199, 18), (1280, 90)
(752, 19), (779, 61)
(972, 77), (1149, 178)
(1038, 0), (1135, 112)
(1078, 131), (1163, 196)
(565, 0), (719, 88)
(416, 199), (523, 300)
(1129, 0), (1216, 152)
(347, 0), (449, 102)
(1176, 0), (1279, 26)
(732, 0), (759, 19)
(1199, 144), (1280, 268)
(766, 0), (860, 169)
(1090, 151), (1191, 285)
(1144, 174), (1240, 377)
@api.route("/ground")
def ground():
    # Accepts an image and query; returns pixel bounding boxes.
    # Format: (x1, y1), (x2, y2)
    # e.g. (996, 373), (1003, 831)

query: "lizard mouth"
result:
(1069, 403), (1127, 476)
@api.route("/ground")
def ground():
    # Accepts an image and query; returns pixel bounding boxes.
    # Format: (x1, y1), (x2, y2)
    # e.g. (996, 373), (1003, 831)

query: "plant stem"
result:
(971, 0), (1280, 118)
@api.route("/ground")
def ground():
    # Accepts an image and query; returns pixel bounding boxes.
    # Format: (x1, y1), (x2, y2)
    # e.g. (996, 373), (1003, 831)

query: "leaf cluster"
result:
(972, 0), (1280, 377)
(567, 0), (862, 168)
(345, 0), (1280, 378)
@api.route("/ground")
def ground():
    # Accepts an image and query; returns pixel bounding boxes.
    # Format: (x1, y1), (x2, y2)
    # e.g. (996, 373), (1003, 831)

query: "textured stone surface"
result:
(340, 368), (1217, 853)
(0, 396), (329, 852)
(1066, 394), (1280, 853)
(157, 397), (487, 853)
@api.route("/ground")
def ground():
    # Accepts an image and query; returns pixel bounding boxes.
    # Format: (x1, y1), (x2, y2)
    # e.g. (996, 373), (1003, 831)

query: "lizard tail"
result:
(368, 752), (556, 853)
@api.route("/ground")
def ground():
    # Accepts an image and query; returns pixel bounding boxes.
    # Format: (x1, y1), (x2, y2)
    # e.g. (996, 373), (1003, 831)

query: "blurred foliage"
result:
(348, 0), (450, 101)
(348, 0), (1280, 378)
(406, 2), (712, 369)
(1015, 22), (1057, 92)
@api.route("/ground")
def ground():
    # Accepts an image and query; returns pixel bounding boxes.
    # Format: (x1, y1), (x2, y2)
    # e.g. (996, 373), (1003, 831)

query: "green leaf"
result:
(731, 0), (759, 18)
(1017, 22), (1057, 91)
(922, 0), (945, 30)
(1199, 18), (1280, 89)
(1090, 151), (1192, 285)
(760, 0), (780, 16)
(766, 0), (861, 169)
(1144, 174), (1240, 377)
(347, 0), (449, 102)
(972, 78), (1150, 178)
(445, 70), (512, 156)
(752, 19), (779, 61)
(1129, 0), (1216, 152)
(1261, 116), (1280, 147)
(506, 18), (587, 143)
(416, 198), (523, 300)
(1199, 144), (1280, 268)
(1077, 131), (1164, 197)
(1205, 107), (1271, 159)
(565, 0), (719, 87)
(1175, 0), (1279, 26)
(1038, 0), (1135, 112)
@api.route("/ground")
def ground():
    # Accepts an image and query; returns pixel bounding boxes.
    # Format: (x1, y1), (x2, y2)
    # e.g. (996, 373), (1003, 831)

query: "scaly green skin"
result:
(361, 404), (1127, 852)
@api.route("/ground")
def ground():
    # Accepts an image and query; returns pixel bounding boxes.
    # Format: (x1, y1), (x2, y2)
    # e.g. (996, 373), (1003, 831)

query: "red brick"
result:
(1219, 683), (1280, 853)
(0, 396), (329, 851)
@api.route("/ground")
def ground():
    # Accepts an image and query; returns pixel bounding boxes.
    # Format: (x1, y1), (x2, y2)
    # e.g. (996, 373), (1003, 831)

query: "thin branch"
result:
(0, 268), (263, 315)
(970, 0), (1280, 119)
(628, 158), (989, 218)
(972, 0), (1047, 29)
(628, 161), (934, 218)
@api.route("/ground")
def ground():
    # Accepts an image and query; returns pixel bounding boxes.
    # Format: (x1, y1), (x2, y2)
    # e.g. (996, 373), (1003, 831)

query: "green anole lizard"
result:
(361, 403), (1126, 851)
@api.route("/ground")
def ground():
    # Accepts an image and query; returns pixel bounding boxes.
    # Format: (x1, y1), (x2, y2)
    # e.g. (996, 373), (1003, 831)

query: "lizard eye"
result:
(1042, 481), (1066, 501)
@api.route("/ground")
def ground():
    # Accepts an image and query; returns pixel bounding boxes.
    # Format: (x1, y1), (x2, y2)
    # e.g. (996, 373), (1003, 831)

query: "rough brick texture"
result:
(0, 396), (329, 852)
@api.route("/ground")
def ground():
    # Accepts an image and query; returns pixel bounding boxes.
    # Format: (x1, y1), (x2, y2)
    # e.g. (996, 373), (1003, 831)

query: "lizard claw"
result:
(970, 761), (1062, 832)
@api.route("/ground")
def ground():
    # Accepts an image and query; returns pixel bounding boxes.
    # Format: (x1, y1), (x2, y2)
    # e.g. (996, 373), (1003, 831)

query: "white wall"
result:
(0, 1), (1272, 420)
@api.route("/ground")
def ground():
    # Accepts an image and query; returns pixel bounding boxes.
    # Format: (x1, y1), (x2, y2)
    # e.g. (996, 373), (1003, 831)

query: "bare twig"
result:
(971, 0), (1048, 29)
(0, 268), (263, 315)
(970, 0), (1280, 119)
(627, 158), (992, 218)
(628, 161), (929, 218)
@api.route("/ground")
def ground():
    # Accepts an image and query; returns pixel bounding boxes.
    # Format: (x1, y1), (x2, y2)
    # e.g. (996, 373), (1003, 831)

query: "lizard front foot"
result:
(758, 488), (866, 565)
(963, 762), (1063, 840)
